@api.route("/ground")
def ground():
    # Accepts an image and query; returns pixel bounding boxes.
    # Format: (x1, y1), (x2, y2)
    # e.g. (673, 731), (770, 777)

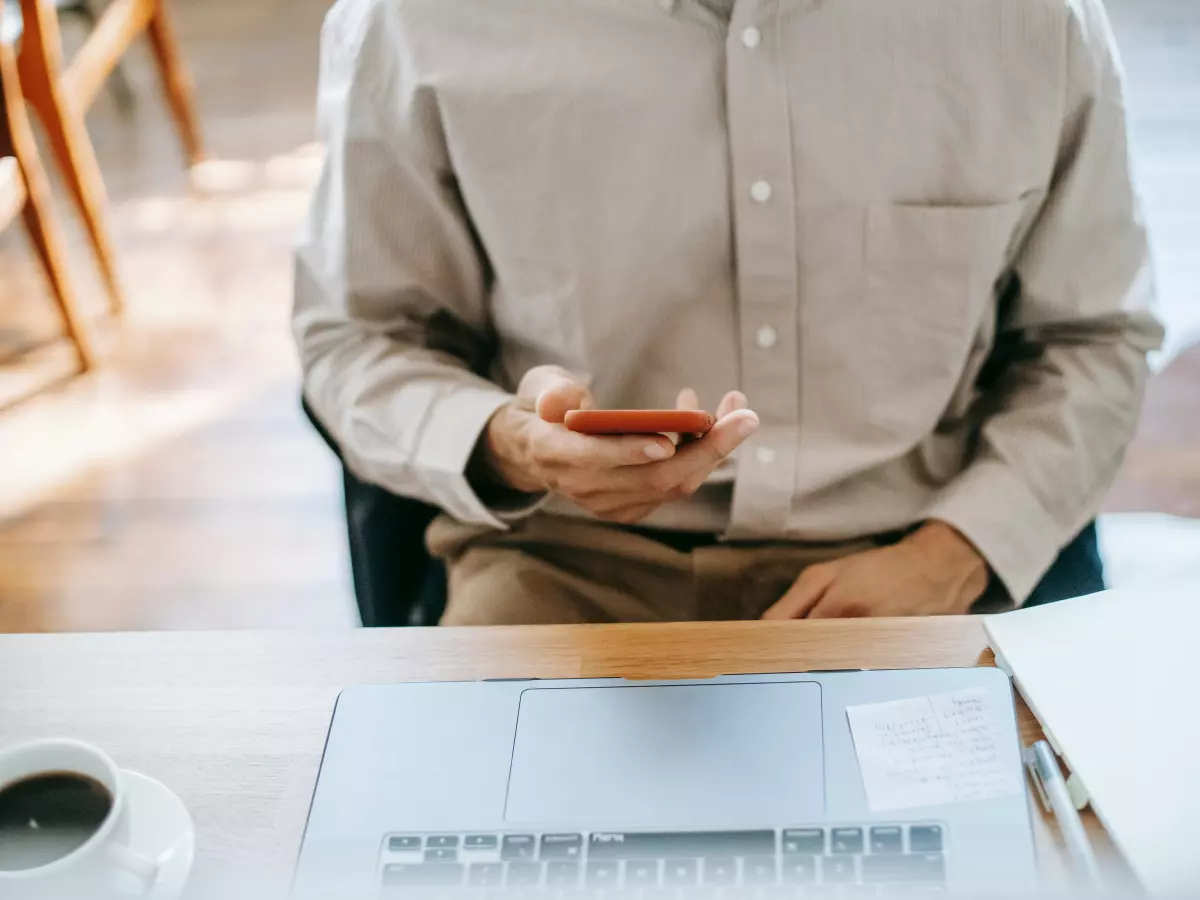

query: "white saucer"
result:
(118, 769), (196, 900)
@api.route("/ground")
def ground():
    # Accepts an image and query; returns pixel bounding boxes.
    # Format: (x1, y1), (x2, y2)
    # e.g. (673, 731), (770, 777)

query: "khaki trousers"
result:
(428, 514), (888, 626)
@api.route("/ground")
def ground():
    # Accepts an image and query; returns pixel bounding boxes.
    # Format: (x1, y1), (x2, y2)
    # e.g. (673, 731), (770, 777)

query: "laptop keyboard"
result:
(378, 826), (946, 897)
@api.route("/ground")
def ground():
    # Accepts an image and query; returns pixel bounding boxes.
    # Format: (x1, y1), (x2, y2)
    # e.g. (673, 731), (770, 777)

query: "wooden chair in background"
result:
(15, 0), (205, 315)
(0, 35), (96, 370)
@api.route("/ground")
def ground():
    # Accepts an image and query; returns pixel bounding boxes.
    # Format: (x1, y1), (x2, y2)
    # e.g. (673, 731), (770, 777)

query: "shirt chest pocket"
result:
(856, 197), (1032, 438)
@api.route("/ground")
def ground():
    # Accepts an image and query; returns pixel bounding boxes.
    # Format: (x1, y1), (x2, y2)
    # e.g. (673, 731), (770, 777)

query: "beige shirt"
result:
(294, 0), (1163, 603)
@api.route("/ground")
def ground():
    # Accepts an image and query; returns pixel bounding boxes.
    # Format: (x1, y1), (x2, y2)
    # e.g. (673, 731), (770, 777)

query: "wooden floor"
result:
(0, 0), (1197, 632)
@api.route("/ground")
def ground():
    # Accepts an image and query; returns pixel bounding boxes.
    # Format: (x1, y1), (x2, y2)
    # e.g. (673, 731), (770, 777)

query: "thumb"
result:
(515, 366), (593, 423)
(761, 565), (837, 620)
(716, 391), (748, 419)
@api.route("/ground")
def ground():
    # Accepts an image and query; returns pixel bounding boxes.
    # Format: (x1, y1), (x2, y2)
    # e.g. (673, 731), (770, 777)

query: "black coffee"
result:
(0, 772), (113, 871)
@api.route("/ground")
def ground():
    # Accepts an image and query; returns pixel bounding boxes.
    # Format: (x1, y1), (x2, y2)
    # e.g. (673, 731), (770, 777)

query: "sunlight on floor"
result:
(0, 143), (322, 521)
(0, 362), (287, 521)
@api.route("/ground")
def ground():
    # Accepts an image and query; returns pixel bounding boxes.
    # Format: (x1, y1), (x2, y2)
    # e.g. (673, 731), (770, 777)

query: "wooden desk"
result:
(0, 619), (1113, 897)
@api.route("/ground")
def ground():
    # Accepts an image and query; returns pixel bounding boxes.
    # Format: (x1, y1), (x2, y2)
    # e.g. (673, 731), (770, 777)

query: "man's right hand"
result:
(477, 366), (759, 524)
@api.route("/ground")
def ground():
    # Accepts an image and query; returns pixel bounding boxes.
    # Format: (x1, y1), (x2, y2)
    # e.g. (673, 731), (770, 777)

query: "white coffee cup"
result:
(0, 739), (159, 899)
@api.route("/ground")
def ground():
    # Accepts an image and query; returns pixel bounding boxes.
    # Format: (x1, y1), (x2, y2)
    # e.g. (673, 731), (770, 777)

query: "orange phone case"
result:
(564, 409), (715, 435)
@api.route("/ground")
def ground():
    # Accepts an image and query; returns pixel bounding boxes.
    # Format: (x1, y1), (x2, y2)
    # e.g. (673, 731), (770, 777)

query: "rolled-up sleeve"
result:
(926, 0), (1164, 603)
(293, 0), (520, 527)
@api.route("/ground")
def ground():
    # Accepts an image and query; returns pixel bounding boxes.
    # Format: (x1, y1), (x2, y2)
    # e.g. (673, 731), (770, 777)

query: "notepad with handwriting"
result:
(846, 688), (1023, 812)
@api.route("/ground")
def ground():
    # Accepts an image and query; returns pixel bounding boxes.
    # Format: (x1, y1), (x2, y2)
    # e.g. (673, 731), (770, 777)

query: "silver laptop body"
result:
(293, 667), (1037, 899)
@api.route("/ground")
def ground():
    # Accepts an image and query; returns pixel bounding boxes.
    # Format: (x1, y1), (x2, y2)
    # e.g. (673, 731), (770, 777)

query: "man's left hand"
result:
(761, 522), (990, 619)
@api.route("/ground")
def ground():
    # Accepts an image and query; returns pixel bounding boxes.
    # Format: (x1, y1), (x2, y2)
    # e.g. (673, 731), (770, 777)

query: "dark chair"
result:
(1023, 520), (1105, 607)
(302, 397), (446, 627)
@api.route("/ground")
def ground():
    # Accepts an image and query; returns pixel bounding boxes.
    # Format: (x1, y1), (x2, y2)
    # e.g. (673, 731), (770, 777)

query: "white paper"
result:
(846, 688), (1023, 812)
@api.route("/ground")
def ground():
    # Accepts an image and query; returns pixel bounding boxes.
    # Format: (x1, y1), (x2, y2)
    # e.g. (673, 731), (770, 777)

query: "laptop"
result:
(292, 668), (1037, 899)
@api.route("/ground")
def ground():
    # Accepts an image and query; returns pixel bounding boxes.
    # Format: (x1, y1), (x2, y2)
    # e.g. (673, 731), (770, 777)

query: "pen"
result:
(1025, 739), (1101, 885)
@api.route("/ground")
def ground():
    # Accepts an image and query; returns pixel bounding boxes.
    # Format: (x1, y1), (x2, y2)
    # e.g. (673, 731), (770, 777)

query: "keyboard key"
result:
(387, 836), (422, 852)
(467, 862), (504, 886)
(908, 826), (943, 853)
(869, 827), (903, 854)
(424, 847), (458, 863)
(586, 860), (620, 888)
(823, 856), (857, 883)
(704, 858), (738, 886)
(589, 831), (775, 859)
(781, 855), (817, 884)
(502, 835), (537, 861)
(382, 863), (465, 887)
(547, 860), (581, 887)
(663, 859), (699, 887)
(465, 835), (499, 850)
(626, 859), (660, 887)
(744, 857), (778, 886)
(506, 860), (543, 886)
(542, 834), (584, 859)
(830, 829), (864, 855)
(426, 835), (459, 849)
(783, 828), (825, 855)
(861, 853), (945, 884)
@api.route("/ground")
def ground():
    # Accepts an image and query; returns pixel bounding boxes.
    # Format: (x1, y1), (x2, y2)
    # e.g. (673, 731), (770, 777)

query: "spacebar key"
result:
(588, 831), (776, 859)
(381, 863), (465, 887)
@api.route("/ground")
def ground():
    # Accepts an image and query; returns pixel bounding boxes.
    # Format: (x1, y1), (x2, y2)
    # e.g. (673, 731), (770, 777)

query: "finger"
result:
(761, 565), (838, 620)
(537, 382), (594, 423)
(600, 501), (661, 524)
(662, 409), (759, 489)
(661, 388), (702, 446)
(534, 427), (675, 469)
(514, 365), (593, 421)
(516, 365), (581, 407)
(807, 588), (870, 619)
(675, 387), (700, 410)
(716, 391), (747, 419)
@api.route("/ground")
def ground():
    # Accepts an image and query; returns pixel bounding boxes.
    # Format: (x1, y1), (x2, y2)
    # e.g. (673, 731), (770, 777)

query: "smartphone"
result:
(564, 409), (715, 436)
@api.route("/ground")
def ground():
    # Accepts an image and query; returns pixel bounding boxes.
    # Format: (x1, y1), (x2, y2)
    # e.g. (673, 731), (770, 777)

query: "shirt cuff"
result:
(923, 460), (1068, 605)
(412, 385), (545, 528)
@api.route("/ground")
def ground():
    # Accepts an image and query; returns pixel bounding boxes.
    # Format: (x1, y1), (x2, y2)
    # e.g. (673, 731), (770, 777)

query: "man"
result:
(295, 0), (1162, 625)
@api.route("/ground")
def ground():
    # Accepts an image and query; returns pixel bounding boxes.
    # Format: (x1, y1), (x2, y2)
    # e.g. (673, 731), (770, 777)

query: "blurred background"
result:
(0, 0), (1196, 633)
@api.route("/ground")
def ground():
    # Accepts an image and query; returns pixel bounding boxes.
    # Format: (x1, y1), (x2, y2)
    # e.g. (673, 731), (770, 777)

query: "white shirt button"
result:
(741, 26), (762, 49)
(756, 446), (777, 465)
(755, 325), (778, 349)
(750, 180), (772, 203)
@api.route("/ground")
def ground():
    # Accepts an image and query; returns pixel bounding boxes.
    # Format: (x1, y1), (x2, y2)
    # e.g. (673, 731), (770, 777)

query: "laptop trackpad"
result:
(505, 682), (825, 825)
